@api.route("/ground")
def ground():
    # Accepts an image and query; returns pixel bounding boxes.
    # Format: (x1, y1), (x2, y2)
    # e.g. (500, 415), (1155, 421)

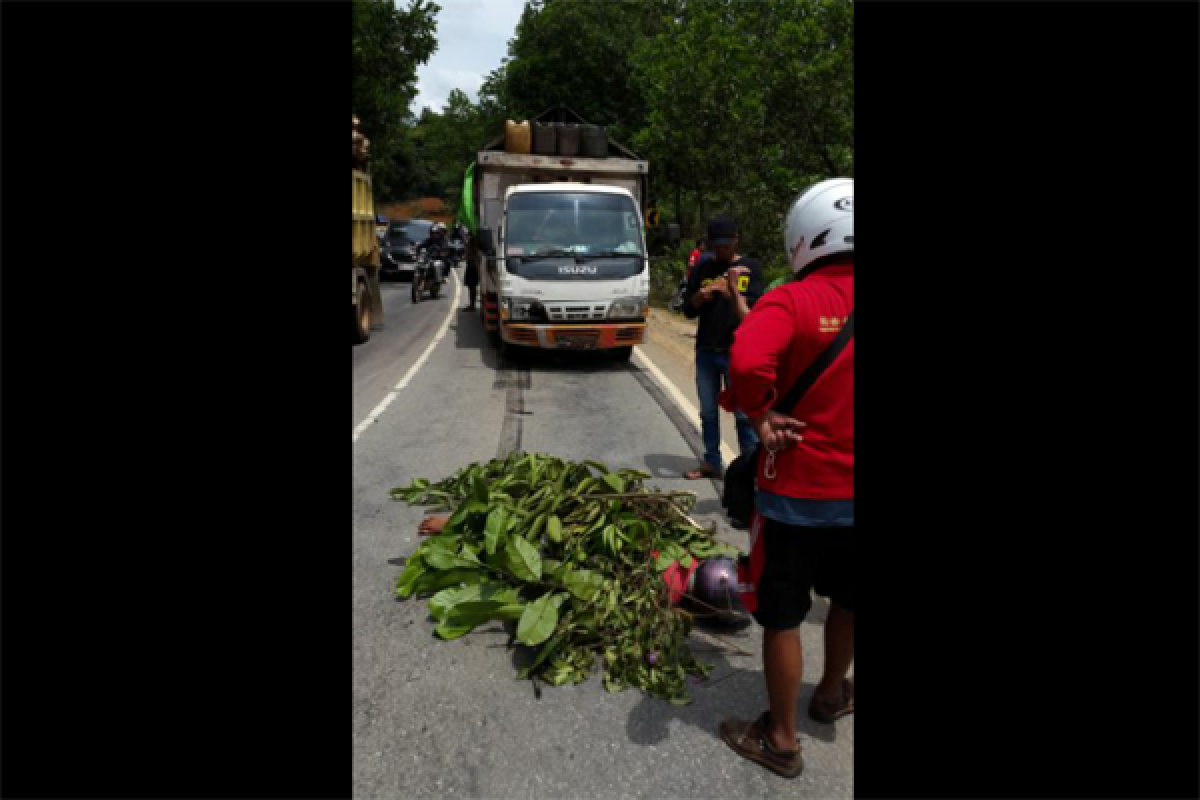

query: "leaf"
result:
(414, 568), (487, 595)
(447, 503), (471, 531)
(505, 535), (543, 582)
(429, 583), (484, 620)
(583, 459), (611, 475)
(546, 515), (563, 543)
(395, 554), (427, 599)
(485, 507), (508, 556)
(561, 568), (605, 602)
(602, 473), (625, 493)
(425, 547), (482, 571)
(435, 612), (493, 640)
(517, 592), (567, 646)
(429, 581), (515, 620)
(470, 474), (489, 506)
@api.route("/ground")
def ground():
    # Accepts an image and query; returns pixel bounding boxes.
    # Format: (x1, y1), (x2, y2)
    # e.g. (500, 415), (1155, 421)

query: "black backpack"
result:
(722, 312), (854, 526)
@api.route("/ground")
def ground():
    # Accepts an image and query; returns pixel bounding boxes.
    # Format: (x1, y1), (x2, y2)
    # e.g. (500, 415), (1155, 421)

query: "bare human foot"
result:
(417, 515), (449, 536)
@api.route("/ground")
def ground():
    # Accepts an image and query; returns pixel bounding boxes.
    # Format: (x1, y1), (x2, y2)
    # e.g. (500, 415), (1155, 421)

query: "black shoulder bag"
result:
(721, 312), (855, 526)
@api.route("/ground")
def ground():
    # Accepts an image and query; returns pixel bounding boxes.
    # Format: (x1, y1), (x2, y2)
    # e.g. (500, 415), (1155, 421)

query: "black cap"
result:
(707, 213), (738, 246)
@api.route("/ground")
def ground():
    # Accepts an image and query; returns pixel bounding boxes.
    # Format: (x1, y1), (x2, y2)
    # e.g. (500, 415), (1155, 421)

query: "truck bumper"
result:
(500, 322), (645, 350)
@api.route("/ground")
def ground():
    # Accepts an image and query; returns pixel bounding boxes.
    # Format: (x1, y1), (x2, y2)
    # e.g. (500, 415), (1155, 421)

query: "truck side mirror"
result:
(477, 228), (496, 256)
(667, 223), (681, 246)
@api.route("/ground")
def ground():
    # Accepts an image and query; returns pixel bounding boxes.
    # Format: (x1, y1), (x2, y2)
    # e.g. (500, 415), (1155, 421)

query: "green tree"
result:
(352, 0), (440, 200)
(501, 0), (676, 144)
(410, 89), (491, 214)
(632, 0), (852, 265)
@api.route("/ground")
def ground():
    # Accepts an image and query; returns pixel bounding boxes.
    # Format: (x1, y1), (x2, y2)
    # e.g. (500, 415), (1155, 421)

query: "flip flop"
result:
(417, 516), (448, 536)
(719, 711), (803, 779)
(684, 464), (720, 480)
(808, 678), (855, 724)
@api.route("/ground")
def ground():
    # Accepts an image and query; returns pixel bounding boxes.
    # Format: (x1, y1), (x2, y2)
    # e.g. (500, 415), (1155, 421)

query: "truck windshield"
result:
(506, 192), (644, 259)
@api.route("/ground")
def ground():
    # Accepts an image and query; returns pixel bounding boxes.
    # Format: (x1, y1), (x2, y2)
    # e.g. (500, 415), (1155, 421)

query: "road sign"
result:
(645, 208), (661, 228)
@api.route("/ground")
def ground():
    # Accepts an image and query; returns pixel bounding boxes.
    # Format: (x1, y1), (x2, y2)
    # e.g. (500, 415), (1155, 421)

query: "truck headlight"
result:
(607, 297), (647, 319)
(504, 297), (539, 321)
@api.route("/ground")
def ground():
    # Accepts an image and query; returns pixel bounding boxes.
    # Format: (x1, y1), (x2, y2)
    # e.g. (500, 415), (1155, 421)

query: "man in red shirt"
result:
(716, 179), (854, 779)
(687, 237), (706, 273)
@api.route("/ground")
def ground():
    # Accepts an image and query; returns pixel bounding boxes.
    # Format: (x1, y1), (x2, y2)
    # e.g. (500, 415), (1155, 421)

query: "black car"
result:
(381, 219), (434, 281)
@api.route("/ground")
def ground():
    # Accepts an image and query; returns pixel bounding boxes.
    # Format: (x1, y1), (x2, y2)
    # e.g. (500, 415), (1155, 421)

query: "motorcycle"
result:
(667, 272), (689, 313)
(410, 248), (444, 303)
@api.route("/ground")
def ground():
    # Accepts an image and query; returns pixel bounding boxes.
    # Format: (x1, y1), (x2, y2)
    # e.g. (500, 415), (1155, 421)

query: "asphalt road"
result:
(353, 267), (852, 798)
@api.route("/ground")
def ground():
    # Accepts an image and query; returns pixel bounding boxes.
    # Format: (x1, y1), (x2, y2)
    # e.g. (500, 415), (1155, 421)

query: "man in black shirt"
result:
(681, 213), (764, 479)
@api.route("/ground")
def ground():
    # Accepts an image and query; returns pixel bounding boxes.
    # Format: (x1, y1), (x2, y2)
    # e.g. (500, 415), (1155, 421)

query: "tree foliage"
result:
(371, 0), (853, 275)
(351, 0), (440, 200)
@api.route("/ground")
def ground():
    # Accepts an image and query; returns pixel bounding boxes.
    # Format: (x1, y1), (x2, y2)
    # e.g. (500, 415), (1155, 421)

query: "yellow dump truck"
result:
(352, 168), (384, 343)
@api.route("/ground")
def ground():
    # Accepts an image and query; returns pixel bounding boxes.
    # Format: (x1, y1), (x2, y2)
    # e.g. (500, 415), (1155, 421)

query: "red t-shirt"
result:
(718, 262), (854, 500)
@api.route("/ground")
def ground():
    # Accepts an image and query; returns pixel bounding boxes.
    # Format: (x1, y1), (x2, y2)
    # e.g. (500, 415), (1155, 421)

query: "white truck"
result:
(469, 128), (659, 360)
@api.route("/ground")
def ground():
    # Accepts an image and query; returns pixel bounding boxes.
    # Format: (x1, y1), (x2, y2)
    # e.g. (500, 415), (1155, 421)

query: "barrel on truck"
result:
(464, 107), (653, 360)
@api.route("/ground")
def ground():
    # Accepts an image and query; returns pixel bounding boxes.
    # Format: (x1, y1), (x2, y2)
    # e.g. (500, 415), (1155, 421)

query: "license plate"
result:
(556, 333), (598, 349)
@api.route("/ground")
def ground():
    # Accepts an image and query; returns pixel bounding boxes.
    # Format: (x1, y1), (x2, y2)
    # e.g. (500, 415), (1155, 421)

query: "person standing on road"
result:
(463, 232), (479, 312)
(687, 237), (706, 271)
(715, 179), (854, 779)
(680, 213), (763, 480)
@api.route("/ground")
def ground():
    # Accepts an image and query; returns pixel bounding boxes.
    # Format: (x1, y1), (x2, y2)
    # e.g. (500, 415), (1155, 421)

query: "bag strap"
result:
(773, 311), (854, 414)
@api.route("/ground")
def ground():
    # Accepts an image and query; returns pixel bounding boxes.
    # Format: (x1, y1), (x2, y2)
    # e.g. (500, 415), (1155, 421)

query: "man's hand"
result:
(691, 284), (716, 308)
(725, 266), (747, 296)
(752, 411), (806, 452)
(709, 278), (732, 299)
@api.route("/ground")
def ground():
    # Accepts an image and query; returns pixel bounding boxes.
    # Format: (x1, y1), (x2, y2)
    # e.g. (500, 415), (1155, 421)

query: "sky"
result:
(412, 0), (527, 114)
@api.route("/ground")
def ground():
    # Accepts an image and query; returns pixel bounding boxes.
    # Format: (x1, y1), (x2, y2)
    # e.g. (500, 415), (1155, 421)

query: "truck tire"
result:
(411, 276), (420, 304)
(353, 281), (371, 344)
(612, 346), (633, 362)
(430, 279), (440, 299)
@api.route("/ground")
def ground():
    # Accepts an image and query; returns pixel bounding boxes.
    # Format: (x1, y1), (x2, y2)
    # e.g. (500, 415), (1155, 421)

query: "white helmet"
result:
(784, 178), (853, 275)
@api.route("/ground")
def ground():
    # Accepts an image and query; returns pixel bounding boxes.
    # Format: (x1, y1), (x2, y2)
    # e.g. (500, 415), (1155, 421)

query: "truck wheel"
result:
(430, 279), (440, 299)
(613, 346), (633, 362)
(411, 276), (420, 304)
(353, 282), (371, 344)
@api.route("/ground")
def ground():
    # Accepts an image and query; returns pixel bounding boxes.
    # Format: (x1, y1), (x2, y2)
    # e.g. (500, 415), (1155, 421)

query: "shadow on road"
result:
(624, 620), (841, 747)
(642, 453), (704, 480)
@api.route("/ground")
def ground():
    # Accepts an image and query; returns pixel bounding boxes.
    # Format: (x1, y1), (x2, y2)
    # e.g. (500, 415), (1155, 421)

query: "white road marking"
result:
(353, 268), (464, 443)
(631, 348), (737, 466)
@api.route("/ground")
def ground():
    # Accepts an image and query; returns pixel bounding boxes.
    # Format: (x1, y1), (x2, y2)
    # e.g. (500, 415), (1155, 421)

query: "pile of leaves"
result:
(391, 452), (740, 704)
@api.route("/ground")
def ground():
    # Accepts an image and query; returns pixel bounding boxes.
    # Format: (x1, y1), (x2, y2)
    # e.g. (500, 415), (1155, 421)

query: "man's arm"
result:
(743, 260), (765, 309)
(682, 263), (708, 319)
(724, 259), (764, 321)
(719, 290), (797, 418)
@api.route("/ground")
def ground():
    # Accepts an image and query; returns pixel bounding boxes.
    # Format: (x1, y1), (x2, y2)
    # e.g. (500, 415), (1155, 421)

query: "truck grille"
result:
(546, 304), (607, 321)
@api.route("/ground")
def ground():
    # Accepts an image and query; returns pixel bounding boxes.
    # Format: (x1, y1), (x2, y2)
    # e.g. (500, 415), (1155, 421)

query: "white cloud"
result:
(412, 0), (526, 114)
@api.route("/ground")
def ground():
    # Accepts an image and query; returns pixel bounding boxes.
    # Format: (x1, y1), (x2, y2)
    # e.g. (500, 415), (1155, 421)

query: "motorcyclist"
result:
(417, 222), (452, 281)
(418, 222), (451, 261)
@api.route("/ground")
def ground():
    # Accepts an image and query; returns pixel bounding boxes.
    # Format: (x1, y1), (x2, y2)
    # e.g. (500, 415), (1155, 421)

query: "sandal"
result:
(808, 678), (854, 724)
(684, 463), (720, 480)
(719, 711), (803, 779)
(417, 515), (448, 537)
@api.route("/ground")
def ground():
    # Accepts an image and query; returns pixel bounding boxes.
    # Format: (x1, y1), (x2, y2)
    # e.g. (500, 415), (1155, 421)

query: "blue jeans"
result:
(695, 349), (759, 472)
